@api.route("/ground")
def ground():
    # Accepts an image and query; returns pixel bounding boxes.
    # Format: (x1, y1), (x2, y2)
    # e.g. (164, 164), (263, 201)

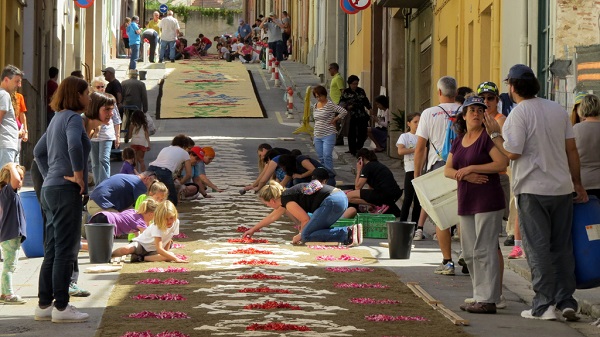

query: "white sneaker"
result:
(356, 223), (363, 245)
(496, 295), (507, 309)
(521, 305), (556, 320)
(51, 304), (89, 323)
(286, 113), (294, 119)
(34, 304), (54, 321)
(348, 224), (359, 247)
(413, 228), (424, 241)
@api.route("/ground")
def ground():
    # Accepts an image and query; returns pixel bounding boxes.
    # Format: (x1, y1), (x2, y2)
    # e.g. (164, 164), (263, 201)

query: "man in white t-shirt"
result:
(158, 10), (180, 63)
(483, 64), (587, 322)
(413, 76), (462, 276)
(0, 65), (23, 167)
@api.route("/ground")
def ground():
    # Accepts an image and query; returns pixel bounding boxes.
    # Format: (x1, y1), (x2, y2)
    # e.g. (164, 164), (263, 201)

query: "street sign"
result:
(75, 0), (94, 8)
(349, 0), (371, 10)
(340, 0), (360, 14)
(159, 4), (168, 13)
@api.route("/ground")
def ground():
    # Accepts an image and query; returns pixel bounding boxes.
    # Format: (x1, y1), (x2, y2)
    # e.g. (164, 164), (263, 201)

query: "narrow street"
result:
(2, 58), (599, 336)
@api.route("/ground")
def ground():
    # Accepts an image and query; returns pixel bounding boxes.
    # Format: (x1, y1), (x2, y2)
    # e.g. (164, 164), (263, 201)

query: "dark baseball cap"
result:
(101, 67), (115, 74)
(505, 64), (535, 80)
(463, 96), (487, 109)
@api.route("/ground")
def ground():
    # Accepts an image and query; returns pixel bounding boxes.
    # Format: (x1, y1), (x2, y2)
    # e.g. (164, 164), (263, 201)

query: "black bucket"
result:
(139, 70), (147, 80)
(84, 223), (115, 263)
(386, 221), (416, 259)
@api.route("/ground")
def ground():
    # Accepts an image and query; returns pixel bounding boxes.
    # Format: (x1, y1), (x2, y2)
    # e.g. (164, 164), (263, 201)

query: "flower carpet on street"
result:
(159, 61), (264, 119)
(96, 139), (471, 337)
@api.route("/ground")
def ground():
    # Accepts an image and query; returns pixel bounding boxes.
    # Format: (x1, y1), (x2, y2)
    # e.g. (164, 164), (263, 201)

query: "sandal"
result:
(0, 294), (26, 304)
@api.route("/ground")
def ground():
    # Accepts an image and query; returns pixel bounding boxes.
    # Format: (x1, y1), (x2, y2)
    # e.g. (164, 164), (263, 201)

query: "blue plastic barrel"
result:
(19, 191), (45, 258)
(572, 196), (600, 289)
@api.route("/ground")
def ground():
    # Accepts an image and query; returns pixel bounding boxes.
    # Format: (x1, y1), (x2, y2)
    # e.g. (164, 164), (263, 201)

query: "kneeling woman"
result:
(346, 148), (403, 216)
(243, 180), (362, 246)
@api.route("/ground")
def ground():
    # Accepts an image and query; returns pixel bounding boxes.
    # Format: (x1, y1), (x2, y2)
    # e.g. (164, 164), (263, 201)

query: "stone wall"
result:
(555, 0), (600, 59)
(144, 10), (242, 45)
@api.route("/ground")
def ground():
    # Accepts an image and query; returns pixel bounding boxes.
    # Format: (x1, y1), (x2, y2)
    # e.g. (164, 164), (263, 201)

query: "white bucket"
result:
(412, 167), (459, 230)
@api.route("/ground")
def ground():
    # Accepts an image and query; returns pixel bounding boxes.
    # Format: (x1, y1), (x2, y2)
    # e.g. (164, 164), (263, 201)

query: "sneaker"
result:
(370, 204), (389, 214)
(356, 223), (363, 245)
(508, 246), (524, 259)
(68, 283), (90, 297)
(51, 304), (89, 323)
(496, 295), (507, 309)
(521, 305), (557, 320)
(183, 191), (201, 200)
(34, 304), (54, 321)
(348, 224), (360, 247)
(434, 261), (455, 275)
(286, 113), (294, 119)
(504, 234), (515, 246)
(432, 233), (438, 241)
(451, 228), (460, 241)
(413, 228), (424, 241)
(561, 307), (580, 321)
(457, 257), (469, 274)
(0, 294), (26, 304)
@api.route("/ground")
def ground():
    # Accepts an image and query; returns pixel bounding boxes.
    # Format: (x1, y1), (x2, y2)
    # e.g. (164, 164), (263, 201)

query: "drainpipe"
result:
(521, 0), (528, 64)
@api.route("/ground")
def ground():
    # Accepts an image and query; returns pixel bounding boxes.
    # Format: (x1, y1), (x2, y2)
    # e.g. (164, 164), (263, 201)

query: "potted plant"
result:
(387, 109), (405, 159)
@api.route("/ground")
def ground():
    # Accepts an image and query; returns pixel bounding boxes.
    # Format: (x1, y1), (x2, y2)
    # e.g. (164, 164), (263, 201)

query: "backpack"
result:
(431, 105), (460, 162)
(145, 112), (157, 136)
(499, 93), (513, 117)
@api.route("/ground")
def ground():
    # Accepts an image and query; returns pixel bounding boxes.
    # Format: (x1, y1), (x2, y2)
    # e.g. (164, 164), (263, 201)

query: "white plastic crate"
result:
(412, 167), (459, 230)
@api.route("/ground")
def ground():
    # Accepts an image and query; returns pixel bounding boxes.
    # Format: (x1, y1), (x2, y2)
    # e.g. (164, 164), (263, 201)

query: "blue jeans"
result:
(301, 191), (349, 243)
(0, 148), (18, 168)
(129, 44), (140, 69)
(148, 165), (177, 206)
(39, 184), (82, 310)
(314, 133), (336, 171)
(160, 40), (176, 62)
(91, 140), (112, 186)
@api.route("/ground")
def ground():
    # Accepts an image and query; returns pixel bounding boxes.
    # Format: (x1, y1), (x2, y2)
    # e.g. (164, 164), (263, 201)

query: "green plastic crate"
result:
(356, 214), (396, 239)
(330, 218), (356, 228)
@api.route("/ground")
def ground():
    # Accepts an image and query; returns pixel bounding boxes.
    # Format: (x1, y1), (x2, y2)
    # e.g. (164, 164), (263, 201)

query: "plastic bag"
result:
(145, 112), (157, 136)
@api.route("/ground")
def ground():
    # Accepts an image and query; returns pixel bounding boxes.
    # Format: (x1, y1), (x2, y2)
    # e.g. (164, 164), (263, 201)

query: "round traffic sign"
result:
(75, 0), (94, 8)
(340, 0), (360, 14)
(159, 4), (168, 13)
(349, 0), (371, 10)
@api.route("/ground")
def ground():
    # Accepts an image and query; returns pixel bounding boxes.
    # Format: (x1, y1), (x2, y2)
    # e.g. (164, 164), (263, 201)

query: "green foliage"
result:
(145, 0), (241, 23)
(391, 110), (405, 132)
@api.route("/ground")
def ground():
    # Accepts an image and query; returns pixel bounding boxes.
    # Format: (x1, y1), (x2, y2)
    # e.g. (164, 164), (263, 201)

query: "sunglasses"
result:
(95, 85), (105, 89)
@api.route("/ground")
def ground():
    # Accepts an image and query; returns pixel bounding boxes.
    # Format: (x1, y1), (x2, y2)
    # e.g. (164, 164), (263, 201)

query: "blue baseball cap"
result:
(505, 64), (535, 80)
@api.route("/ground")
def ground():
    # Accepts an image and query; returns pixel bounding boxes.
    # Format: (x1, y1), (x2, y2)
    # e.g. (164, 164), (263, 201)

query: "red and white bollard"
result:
(270, 59), (277, 81)
(267, 49), (273, 72)
(286, 86), (294, 119)
(274, 61), (281, 87)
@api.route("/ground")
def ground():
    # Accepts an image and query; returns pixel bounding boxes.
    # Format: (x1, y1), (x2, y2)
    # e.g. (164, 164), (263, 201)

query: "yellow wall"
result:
(347, 7), (372, 96)
(432, 0), (501, 97)
(0, 0), (24, 68)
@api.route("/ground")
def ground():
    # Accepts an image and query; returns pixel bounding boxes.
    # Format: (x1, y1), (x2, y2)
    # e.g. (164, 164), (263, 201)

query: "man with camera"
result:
(259, 12), (285, 62)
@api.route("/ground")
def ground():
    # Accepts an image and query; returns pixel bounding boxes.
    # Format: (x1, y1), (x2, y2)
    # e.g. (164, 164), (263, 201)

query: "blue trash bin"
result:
(19, 191), (45, 258)
(572, 196), (600, 289)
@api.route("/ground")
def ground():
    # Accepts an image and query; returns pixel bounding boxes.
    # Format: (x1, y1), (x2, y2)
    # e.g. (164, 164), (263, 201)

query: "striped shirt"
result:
(313, 101), (347, 138)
